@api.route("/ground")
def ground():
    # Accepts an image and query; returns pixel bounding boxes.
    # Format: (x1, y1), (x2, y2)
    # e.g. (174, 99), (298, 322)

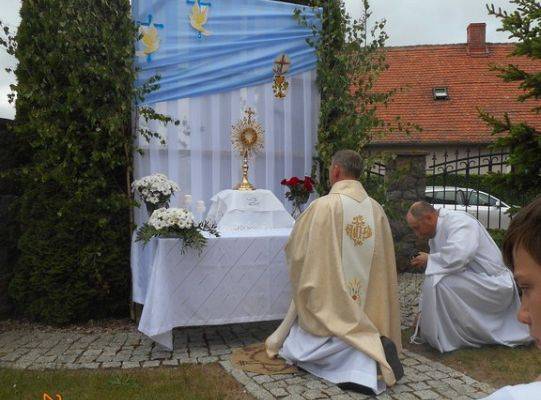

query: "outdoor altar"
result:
(130, 0), (320, 346)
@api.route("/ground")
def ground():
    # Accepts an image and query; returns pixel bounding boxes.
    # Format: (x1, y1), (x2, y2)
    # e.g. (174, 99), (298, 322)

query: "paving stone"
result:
(415, 389), (440, 400)
(35, 355), (60, 364)
(11, 360), (32, 369)
(322, 386), (345, 396)
(409, 382), (430, 391)
(302, 389), (328, 399)
(101, 361), (122, 369)
(425, 370), (449, 380)
(282, 395), (306, 400)
(434, 388), (459, 398)
(79, 362), (100, 369)
(197, 356), (219, 363)
(305, 380), (326, 390)
(401, 358), (420, 366)
(407, 372), (431, 382)
(96, 354), (115, 362)
(121, 361), (140, 369)
(245, 382), (274, 400)
(391, 384), (413, 393)
(391, 393), (419, 400)
(0, 312), (496, 400)
(269, 387), (289, 398)
(58, 354), (78, 363)
(287, 385), (306, 395)
(326, 395), (350, 400)
(263, 381), (288, 390)
(285, 376), (306, 385)
(347, 392), (370, 400)
(466, 392), (489, 399)
(271, 373), (297, 380)
(150, 352), (171, 360)
(254, 375), (275, 384)
(142, 360), (161, 368)
(68, 363), (88, 370)
(413, 364), (432, 373)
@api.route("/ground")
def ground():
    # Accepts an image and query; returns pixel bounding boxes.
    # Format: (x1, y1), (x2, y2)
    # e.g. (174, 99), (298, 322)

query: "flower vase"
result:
(291, 202), (304, 220)
(145, 201), (169, 216)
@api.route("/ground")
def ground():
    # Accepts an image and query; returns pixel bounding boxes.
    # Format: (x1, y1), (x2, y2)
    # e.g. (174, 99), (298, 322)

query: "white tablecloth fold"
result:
(207, 189), (294, 231)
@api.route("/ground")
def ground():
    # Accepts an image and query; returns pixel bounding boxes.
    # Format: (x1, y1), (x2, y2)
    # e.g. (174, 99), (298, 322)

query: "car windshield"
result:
(467, 191), (498, 207)
(425, 189), (465, 205)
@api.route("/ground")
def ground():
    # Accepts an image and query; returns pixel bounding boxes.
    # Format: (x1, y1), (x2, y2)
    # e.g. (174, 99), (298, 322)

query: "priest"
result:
(265, 150), (402, 394)
(407, 201), (530, 353)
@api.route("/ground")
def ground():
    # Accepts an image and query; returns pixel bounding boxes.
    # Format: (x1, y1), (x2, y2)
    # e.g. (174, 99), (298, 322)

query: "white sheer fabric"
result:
(133, 70), (319, 227)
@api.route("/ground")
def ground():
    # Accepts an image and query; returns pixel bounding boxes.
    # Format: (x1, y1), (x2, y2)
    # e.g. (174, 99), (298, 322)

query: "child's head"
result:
(503, 196), (541, 349)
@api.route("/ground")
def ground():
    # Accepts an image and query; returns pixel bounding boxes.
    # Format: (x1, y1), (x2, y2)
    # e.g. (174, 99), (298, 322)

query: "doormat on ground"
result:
(230, 343), (299, 375)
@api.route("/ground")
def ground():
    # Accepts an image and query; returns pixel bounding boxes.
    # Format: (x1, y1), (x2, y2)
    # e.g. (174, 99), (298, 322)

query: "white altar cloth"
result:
(137, 228), (292, 349)
(131, 234), (157, 304)
(207, 189), (294, 231)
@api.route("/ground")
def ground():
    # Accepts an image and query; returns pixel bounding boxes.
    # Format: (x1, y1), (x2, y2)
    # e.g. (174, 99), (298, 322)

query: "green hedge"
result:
(8, 0), (136, 324)
(0, 119), (25, 318)
(488, 229), (506, 249)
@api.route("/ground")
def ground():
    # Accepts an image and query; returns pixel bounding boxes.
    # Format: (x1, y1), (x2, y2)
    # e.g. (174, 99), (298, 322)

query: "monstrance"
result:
(231, 107), (265, 191)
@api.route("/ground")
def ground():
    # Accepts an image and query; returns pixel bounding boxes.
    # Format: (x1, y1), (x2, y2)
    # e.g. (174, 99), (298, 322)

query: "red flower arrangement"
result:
(281, 176), (315, 216)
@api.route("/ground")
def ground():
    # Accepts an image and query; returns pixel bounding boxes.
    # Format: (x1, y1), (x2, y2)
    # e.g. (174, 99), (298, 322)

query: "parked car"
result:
(425, 186), (511, 229)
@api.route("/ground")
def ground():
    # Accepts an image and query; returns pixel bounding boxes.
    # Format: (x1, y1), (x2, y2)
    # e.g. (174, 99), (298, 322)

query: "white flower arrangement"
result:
(149, 207), (195, 230)
(136, 207), (219, 254)
(132, 173), (180, 213)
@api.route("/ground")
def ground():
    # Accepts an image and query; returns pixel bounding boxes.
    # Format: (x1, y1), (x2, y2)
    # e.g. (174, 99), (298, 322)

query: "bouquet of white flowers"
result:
(132, 173), (180, 213)
(136, 207), (220, 254)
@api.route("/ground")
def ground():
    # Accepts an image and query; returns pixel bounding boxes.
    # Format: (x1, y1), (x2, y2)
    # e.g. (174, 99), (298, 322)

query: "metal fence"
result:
(425, 148), (511, 230)
(364, 147), (517, 230)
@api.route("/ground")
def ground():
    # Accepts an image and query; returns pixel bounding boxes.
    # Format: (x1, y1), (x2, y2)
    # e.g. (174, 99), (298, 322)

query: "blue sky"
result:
(0, 0), (515, 119)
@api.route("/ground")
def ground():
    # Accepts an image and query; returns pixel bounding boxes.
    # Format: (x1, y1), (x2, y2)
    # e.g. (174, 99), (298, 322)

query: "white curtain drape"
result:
(133, 69), (319, 226)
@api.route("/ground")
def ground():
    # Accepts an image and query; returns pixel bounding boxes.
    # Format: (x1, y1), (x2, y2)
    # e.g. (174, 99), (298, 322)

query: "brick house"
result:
(371, 23), (541, 171)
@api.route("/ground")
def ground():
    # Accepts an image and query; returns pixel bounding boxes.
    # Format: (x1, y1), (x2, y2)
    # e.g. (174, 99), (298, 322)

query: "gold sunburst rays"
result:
(231, 108), (265, 158)
(231, 108), (265, 191)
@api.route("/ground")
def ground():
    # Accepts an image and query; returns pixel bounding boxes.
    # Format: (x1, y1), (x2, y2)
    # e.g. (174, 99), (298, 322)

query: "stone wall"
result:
(384, 152), (429, 271)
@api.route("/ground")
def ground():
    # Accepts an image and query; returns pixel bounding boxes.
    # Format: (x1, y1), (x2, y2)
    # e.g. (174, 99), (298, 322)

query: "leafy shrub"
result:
(6, 0), (136, 324)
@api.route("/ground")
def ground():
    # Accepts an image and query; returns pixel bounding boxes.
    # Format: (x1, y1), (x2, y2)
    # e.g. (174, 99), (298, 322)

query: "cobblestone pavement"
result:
(0, 320), (494, 400)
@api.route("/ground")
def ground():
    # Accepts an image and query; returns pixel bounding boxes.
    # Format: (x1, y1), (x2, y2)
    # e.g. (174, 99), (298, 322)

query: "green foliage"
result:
(296, 0), (418, 194)
(480, 1), (541, 205)
(0, 0), (179, 324)
(0, 119), (24, 318)
(488, 229), (506, 249)
(136, 220), (219, 255)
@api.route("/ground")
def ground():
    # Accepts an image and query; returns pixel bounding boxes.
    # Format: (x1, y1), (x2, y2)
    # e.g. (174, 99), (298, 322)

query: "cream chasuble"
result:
(265, 180), (402, 387)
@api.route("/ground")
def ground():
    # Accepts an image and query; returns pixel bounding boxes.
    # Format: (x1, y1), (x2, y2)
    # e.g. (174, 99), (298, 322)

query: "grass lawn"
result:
(0, 364), (255, 400)
(402, 329), (541, 388)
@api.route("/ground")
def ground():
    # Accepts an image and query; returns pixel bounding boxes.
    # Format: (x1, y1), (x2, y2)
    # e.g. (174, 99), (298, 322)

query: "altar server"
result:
(482, 197), (541, 399)
(408, 201), (530, 353)
(265, 150), (402, 394)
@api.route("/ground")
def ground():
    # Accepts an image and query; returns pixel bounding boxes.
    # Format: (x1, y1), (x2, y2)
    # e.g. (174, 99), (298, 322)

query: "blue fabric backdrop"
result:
(133, 0), (320, 104)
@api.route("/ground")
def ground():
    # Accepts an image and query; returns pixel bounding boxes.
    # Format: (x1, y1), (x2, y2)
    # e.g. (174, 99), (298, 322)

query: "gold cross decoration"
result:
(272, 54), (291, 99)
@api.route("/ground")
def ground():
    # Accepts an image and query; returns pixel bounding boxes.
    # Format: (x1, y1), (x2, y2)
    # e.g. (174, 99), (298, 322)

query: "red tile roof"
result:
(371, 43), (541, 145)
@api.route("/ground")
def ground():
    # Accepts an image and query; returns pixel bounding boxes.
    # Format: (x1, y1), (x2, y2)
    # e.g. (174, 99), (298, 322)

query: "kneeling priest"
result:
(265, 150), (402, 394)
